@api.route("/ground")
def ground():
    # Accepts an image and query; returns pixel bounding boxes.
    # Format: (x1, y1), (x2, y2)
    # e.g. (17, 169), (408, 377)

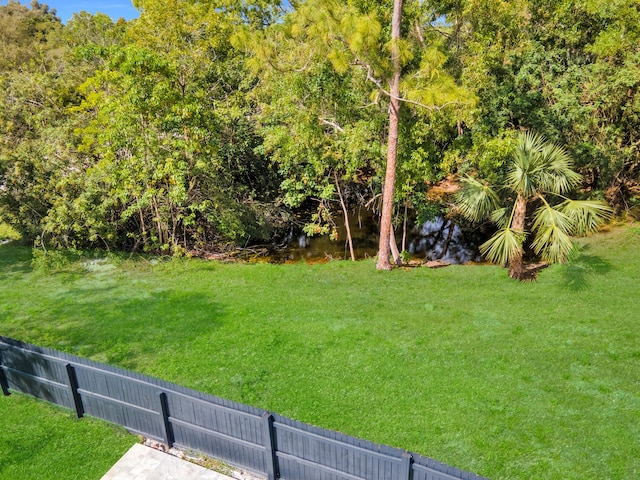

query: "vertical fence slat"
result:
(65, 364), (84, 418)
(0, 370), (9, 396)
(401, 452), (413, 480)
(157, 391), (174, 447)
(262, 413), (278, 480)
(0, 351), (10, 396)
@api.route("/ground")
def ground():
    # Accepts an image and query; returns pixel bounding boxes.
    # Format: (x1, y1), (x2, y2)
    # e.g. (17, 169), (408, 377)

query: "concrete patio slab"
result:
(101, 443), (234, 480)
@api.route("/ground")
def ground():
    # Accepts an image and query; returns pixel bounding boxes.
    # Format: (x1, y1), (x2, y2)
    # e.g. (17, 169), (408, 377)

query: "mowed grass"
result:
(1, 223), (639, 479)
(0, 393), (137, 479)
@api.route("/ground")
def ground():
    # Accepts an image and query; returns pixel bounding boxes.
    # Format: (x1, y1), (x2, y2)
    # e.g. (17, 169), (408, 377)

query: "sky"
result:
(13, 1), (140, 23)
(10, 1), (296, 24)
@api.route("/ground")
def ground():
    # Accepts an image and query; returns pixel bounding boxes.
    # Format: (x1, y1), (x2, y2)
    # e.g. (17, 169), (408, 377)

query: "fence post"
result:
(0, 350), (10, 396)
(262, 413), (278, 480)
(400, 452), (413, 480)
(65, 364), (84, 418)
(157, 392), (174, 448)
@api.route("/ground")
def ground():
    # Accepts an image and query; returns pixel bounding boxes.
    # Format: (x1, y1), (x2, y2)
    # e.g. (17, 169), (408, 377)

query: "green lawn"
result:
(1, 223), (639, 479)
(0, 393), (137, 479)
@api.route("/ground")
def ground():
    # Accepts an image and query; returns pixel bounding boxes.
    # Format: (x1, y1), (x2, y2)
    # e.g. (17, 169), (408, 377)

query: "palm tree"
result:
(455, 131), (612, 280)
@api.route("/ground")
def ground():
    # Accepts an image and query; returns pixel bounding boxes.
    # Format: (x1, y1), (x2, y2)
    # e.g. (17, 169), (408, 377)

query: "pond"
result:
(268, 210), (487, 264)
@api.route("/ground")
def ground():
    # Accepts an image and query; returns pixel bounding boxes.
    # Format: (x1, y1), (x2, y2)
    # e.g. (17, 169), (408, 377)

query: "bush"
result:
(0, 223), (21, 241)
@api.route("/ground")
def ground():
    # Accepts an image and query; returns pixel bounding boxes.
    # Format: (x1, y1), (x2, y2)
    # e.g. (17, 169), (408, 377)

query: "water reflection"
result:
(269, 211), (485, 264)
(407, 217), (483, 264)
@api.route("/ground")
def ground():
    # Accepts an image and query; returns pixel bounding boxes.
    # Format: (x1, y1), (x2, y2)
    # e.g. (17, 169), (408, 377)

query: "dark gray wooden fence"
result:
(0, 336), (487, 480)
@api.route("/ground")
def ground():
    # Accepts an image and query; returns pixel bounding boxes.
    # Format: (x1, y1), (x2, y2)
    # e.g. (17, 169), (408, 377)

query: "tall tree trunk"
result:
(376, 0), (403, 270)
(509, 194), (527, 279)
(334, 171), (355, 261)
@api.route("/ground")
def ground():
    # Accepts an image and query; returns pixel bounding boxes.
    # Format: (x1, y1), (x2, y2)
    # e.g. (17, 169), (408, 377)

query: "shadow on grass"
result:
(560, 245), (612, 291)
(40, 288), (227, 372)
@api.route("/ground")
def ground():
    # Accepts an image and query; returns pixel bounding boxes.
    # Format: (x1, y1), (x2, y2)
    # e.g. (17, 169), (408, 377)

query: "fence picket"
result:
(0, 350), (10, 396)
(0, 336), (488, 480)
(65, 364), (84, 418)
(262, 413), (278, 480)
(157, 391), (174, 447)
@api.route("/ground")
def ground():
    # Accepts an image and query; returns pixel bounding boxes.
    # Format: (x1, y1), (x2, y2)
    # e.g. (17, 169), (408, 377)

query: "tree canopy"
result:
(0, 0), (636, 268)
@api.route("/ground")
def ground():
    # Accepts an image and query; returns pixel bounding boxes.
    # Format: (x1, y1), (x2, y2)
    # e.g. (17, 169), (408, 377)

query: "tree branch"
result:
(319, 118), (345, 133)
(352, 58), (468, 112)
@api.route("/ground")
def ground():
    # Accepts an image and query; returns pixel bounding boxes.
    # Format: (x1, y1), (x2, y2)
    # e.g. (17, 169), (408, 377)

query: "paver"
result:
(101, 443), (234, 480)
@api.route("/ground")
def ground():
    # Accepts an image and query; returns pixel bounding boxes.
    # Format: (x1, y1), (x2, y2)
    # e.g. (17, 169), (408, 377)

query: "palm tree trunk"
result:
(509, 194), (527, 279)
(376, 0), (403, 270)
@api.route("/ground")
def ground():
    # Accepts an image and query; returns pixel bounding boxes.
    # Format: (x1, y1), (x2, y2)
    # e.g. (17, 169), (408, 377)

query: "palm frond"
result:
(507, 131), (582, 197)
(490, 207), (510, 228)
(531, 203), (574, 236)
(480, 227), (526, 266)
(557, 199), (613, 236)
(529, 202), (573, 262)
(531, 223), (575, 263)
(537, 142), (582, 194)
(454, 176), (500, 223)
(506, 131), (546, 197)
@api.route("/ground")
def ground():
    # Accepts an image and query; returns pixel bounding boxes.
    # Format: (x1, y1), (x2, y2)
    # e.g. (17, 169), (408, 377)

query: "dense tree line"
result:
(0, 0), (637, 270)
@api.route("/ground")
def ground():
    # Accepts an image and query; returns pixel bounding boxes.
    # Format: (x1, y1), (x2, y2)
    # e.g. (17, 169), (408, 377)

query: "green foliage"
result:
(442, 0), (640, 211)
(30, 247), (87, 274)
(0, 222), (20, 241)
(2, 0), (637, 257)
(506, 131), (581, 197)
(456, 132), (613, 271)
(238, 0), (472, 239)
(0, 1), (282, 254)
(456, 176), (500, 223)
(480, 227), (527, 266)
(0, 0), (61, 70)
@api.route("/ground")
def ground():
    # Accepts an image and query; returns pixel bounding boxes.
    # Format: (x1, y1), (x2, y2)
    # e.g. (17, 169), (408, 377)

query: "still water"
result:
(269, 211), (485, 264)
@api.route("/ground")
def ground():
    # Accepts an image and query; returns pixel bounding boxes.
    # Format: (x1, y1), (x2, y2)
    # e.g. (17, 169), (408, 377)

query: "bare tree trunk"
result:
(334, 171), (355, 261)
(376, 0), (403, 270)
(390, 227), (403, 266)
(138, 206), (148, 249)
(509, 194), (527, 279)
(152, 197), (165, 246)
(402, 202), (408, 252)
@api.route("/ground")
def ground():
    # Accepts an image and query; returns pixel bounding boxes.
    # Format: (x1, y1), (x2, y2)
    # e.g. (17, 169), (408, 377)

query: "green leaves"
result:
(346, 13), (382, 53)
(453, 0), (640, 209)
(530, 202), (574, 263)
(506, 131), (581, 198)
(455, 176), (500, 222)
(480, 227), (527, 266)
(1, 0), (627, 262)
(456, 130), (613, 276)
(557, 199), (613, 237)
(529, 198), (612, 264)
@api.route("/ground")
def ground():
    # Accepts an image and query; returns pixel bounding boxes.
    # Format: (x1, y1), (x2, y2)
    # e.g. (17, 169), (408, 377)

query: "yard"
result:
(1, 223), (639, 479)
(0, 393), (136, 479)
